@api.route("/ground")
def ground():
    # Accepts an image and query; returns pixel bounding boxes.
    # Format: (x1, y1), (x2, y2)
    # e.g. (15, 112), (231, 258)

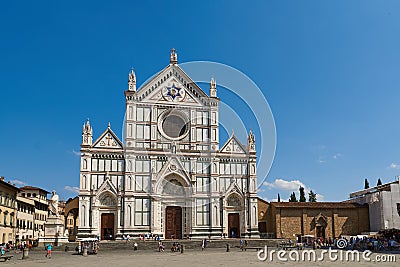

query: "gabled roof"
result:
(92, 125), (123, 149)
(135, 64), (209, 106)
(220, 133), (247, 154)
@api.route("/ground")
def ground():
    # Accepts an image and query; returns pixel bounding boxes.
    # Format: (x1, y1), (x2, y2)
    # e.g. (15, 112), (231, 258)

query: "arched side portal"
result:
(97, 192), (118, 240)
(225, 193), (244, 238)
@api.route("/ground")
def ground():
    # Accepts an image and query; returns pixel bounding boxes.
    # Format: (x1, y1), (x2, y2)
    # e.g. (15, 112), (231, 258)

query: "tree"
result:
(308, 190), (317, 202)
(377, 178), (382, 186)
(289, 192), (298, 202)
(299, 186), (306, 202)
(364, 178), (370, 189)
(277, 193), (281, 202)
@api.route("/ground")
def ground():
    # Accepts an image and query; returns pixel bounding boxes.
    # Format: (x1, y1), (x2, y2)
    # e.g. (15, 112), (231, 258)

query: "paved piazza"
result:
(1, 248), (399, 266)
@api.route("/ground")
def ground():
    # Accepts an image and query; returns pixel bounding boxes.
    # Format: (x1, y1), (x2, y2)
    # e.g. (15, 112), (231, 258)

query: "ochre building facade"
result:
(258, 200), (369, 239)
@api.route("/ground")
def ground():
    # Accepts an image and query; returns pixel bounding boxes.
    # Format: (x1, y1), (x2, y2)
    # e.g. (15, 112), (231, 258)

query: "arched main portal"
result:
(155, 173), (192, 239)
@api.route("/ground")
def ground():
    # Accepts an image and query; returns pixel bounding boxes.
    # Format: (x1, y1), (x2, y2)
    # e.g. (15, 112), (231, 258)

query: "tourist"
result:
(45, 243), (52, 258)
(159, 242), (165, 252)
(201, 239), (207, 251)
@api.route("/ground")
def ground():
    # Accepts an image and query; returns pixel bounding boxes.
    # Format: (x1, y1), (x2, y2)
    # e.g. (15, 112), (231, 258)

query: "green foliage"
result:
(364, 178), (369, 189)
(308, 190), (317, 202)
(299, 186), (306, 202)
(289, 192), (298, 202)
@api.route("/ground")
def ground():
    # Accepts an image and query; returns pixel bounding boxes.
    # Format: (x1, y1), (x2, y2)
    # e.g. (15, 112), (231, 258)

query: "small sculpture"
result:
(49, 190), (59, 216)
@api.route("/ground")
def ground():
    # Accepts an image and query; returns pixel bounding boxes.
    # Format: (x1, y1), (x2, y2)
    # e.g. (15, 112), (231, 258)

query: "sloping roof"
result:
(219, 133), (247, 154)
(20, 186), (50, 194)
(0, 179), (20, 192)
(92, 126), (123, 149)
(137, 63), (209, 99)
(257, 197), (269, 205)
(270, 202), (368, 209)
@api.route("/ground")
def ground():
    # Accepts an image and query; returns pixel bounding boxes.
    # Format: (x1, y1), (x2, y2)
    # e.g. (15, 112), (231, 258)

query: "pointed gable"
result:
(96, 177), (118, 196)
(156, 156), (191, 184)
(93, 126), (123, 149)
(136, 64), (208, 106)
(220, 134), (247, 154)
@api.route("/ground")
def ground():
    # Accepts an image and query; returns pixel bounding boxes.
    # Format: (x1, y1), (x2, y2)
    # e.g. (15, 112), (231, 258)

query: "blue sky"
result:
(1, 1), (400, 201)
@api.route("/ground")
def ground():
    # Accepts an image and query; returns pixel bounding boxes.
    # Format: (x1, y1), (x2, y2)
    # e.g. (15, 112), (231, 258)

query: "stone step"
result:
(30, 239), (283, 251)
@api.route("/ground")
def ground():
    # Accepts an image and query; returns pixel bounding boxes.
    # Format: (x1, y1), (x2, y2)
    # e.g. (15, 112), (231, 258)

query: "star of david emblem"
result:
(166, 83), (181, 100)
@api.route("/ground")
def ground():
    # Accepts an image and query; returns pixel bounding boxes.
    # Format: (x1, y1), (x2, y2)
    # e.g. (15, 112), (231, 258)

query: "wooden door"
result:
(165, 206), (182, 239)
(101, 213), (114, 240)
(228, 213), (240, 238)
(258, 222), (267, 233)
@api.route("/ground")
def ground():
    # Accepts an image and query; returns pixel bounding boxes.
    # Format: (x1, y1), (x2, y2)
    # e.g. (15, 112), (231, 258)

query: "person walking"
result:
(45, 243), (52, 258)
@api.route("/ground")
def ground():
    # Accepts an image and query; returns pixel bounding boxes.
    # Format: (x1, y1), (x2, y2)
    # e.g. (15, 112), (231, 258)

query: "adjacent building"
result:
(15, 196), (35, 243)
(78, 49), (259, 239)
(64, 197), (79, 242)
(349, 179), (400, 231)
(0, 177), (19, 244)
(258, 199), (370, 239)
(19, 186), (49, 239)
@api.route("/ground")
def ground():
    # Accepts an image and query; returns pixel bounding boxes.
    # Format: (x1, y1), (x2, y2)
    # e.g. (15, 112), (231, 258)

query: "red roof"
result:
(20, 186), (50, 193)
(270, 202), (368, 209)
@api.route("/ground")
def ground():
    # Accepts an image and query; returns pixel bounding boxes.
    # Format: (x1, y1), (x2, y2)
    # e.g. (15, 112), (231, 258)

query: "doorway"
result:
(165, 206), (182, 239)
(316, 226), (325, 238)
(228, 213), (240, 238)
(101, 213), (114, 240)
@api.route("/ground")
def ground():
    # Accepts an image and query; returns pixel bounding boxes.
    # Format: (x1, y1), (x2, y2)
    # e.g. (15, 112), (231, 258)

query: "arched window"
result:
(83, 159), (87, 169)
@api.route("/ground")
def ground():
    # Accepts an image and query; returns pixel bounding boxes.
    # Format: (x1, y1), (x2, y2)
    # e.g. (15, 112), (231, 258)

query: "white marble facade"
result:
(78, 49), (259, 239)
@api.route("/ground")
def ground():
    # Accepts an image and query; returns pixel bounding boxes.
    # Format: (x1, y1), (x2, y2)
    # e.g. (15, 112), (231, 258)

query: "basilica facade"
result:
(78, 49), (259, 239)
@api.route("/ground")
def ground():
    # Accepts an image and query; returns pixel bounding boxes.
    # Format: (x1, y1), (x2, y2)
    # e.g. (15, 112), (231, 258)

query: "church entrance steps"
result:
(29, 239), (283, 251)
(95, 239), (282, 251)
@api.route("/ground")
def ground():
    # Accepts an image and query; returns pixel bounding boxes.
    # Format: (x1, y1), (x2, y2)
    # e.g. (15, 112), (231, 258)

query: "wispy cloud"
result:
(263, 178), (306, 191)
(10, 179), (26, 186)
(71, 150), (81, 156)
(64, 186), (79, 194)
(317, 153), (342, 164)
(332, 153), (342, 160)
(263, 178), (324, 201)
(389, 163), (400, 169)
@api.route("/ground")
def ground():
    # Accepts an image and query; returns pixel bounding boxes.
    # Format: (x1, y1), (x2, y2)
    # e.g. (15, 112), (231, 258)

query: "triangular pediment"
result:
(220, 134), (247, 154)
(157, 157), (191, 183)
(154, 156), (192, 193)
(136, 65), (209, 107)
(224, 181), (245, 198)
(96, 177), (118, 198)
(93, 127), (123, 149)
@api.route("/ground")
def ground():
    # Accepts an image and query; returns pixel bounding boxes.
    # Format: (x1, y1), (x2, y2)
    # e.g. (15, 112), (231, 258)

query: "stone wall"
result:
(258, 201), (370, 239)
